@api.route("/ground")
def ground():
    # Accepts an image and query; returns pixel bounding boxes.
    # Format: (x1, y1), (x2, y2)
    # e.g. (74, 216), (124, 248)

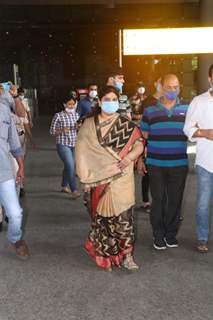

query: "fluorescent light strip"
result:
(123, 27), (213, 55)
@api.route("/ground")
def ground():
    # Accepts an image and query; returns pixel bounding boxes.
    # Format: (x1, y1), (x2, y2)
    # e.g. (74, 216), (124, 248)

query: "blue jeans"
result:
(196, 165), (213, 242)
(56, 144), (77, 192)
(0, 179), (23, 243)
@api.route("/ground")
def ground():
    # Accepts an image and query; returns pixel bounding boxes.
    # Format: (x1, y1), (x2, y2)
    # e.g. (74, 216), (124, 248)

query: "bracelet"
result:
(197, 129), (202, 137)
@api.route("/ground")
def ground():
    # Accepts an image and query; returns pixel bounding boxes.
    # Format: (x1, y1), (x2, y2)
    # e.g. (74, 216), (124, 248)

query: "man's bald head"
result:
(162, 74), (179, 87)
(162, 74), (180, 93)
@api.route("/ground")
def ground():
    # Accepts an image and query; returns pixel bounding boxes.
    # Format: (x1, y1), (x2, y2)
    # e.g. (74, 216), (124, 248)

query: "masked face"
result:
(113, 75), (124, 93)
(162, 76), (180, 101)
(64, 100), (77, 114)
(19, 95), (25, 100)
(1, 82), (11, 92)
(137, 87), (145, 95)
(164, 89), (179, 101)
(101, 92), (119, 114)
(114, 81), (123, 93)
(65, 107), (75, 114)
(89, 90), (97, 99)
(101, 101), (119, 114)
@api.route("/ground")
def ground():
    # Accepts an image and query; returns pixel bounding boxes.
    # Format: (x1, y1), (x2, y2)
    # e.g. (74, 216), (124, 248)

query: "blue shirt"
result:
(77, 97), (94, 119)
(141, 100), (188, 167)
(0, 91), (16, 112)
(0, 103), (23, 183)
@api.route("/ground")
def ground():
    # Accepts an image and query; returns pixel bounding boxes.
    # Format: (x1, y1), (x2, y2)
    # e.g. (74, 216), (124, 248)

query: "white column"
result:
(198, 0), (213, 93)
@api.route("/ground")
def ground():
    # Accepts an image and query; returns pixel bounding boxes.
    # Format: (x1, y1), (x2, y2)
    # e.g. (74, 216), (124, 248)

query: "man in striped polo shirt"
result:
(140, 74), (188, 250)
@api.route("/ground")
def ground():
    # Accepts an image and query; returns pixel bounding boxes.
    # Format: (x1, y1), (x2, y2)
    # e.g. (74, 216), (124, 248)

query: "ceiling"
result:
(0, 0), (199, 5)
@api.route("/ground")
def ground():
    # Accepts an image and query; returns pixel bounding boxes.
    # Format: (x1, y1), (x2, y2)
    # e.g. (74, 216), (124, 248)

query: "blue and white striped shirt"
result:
(141, 100), (188, 167)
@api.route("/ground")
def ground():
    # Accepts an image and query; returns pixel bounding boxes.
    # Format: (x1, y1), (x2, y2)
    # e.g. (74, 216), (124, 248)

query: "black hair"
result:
(88, 83), (98, 89)
(63, 93), (77, 104)
(137, 81), (145, 88)
(17, 87), (25, 94)
(86, 86), (119, 118)
(107, 66), (124, 77)
(99, 85), (119, 99)
(208, 64), (213, 77)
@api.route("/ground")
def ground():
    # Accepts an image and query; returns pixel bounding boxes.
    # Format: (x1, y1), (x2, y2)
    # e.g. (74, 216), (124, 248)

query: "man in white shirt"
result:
(184, 64), (213, 253)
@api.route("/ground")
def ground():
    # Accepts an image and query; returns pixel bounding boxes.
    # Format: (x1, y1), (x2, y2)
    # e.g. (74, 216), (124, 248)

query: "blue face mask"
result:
(1, 82), (10, 92)
(114, 81), (123, 92)
(164, 90), (179, 101)
(101, 101), (119, 114)
(156, 83), (162, 93)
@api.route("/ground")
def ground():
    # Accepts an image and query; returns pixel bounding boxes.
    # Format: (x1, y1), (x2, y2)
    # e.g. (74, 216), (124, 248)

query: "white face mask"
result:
(89, 90), (97, 99)
(65, 107), (75, 114)
(137, 87), (145, 95)
(19, 95), (24, 100)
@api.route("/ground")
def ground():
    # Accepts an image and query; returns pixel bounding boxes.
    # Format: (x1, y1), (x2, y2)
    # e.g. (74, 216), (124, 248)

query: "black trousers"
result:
(141, 172), (150, 203)
(148, 165), (188, 240)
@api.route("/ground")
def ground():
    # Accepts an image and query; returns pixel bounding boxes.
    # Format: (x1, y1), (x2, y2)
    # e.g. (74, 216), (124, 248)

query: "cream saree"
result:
(75, 113), (143, 269)
(76, 114), (142, 217)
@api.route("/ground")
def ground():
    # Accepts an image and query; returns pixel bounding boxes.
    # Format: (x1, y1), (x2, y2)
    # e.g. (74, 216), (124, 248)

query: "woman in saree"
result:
(76, 86), (144, 271)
